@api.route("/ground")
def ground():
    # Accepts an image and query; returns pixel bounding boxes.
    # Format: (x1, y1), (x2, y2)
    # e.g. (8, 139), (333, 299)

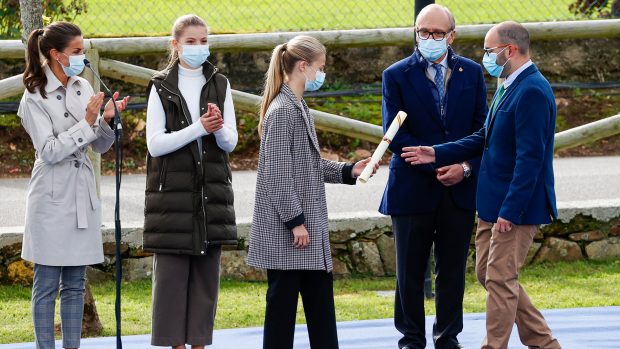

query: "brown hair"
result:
(496, 21), (530, 54)
(165, 14), (208, 70)
(258, 35), (326, 135)
(23, 21), (82, 99)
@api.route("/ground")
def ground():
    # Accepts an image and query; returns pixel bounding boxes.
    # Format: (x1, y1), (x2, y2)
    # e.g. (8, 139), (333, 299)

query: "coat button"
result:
(168, 96), (172, 99)
(74, 162), (80, 168)
(204, 196), (208, 200)
(76, 90), (81, 95)
(197, 161), (201, 165)
(200, 251), (205, 254)
(78, 138), (83, 143)
(445, 130), (450, 135)
(56, 95), (62, 100)
(64, 112), (69, 118)
(181, 121), (185, 124)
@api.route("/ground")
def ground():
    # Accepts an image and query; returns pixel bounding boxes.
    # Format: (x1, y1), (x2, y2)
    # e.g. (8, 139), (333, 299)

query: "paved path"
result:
(1, 156), (619, 229)
(2, 307), (619, 348)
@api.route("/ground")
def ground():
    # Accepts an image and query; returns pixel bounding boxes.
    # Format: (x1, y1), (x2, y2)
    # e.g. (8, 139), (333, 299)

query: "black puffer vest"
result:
(143, 61), (237, 255)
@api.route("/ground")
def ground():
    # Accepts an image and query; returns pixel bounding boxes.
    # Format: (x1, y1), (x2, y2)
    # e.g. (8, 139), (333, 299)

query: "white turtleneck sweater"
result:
(146, 64), (238, 157)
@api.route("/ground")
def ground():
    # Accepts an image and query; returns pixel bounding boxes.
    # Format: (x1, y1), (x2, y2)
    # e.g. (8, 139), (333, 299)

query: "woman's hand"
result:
(85, 92), (104, 125)
(292, 225), (310, 249)
(200, 103), (224, 133)
(352, 157), (380, 178)
(103, 91), (131, 123)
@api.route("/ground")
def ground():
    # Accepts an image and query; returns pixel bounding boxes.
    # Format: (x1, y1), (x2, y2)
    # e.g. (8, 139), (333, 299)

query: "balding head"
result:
(416, 4), (456, 31)
(488, 21), (530, 55)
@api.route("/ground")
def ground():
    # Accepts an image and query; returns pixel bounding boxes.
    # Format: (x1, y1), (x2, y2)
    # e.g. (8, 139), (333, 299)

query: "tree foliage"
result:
(0, 0), (87, 39)
(569, 0), (620, 18)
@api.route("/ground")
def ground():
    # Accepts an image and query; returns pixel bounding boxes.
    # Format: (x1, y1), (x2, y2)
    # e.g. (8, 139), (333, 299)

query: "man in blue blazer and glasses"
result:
(403, 21), (562, 349)
(379, 4), (487, 349)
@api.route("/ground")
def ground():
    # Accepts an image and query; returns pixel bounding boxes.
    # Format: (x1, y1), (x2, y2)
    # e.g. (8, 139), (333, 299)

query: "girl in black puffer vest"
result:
(144, 14), (238, 348)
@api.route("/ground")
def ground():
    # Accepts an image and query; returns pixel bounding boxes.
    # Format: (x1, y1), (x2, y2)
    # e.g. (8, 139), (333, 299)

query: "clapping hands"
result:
(200, 103), (223, 133)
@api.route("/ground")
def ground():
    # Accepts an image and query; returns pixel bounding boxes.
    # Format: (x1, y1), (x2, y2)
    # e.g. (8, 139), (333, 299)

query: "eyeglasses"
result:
(416, 29), (452, 41)
(483, 45), (510, 57)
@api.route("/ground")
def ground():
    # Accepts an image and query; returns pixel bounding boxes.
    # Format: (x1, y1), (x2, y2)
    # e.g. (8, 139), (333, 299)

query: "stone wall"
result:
(1, 206), (619, 285)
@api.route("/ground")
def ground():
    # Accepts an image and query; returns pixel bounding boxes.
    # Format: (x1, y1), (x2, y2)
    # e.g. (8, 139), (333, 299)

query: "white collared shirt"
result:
(503, 60), (533, 89)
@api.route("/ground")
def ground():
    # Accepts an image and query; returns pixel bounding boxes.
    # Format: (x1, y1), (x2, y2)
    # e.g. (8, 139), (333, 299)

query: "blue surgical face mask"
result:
(180, 44), (210, 69)
(59, 53), (86, 77)
(304, 66), (326, 92)
(482, 46), (510, 78)
(417, 37), (448, 62)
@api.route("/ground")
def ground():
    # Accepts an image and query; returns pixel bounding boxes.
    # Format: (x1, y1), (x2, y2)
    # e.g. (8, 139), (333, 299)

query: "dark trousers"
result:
(263, 269), (339, 349)
(151, 246), (221, 347)
(393, 191), (475, 349)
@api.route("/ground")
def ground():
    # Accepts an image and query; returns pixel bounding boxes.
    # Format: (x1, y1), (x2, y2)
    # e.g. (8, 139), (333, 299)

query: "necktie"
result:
(491, 84), (506, 116)
(433, 64), (446, 125)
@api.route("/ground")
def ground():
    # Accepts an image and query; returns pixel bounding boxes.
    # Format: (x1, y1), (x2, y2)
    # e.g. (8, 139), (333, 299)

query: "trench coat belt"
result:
(73, 158), (99, 229)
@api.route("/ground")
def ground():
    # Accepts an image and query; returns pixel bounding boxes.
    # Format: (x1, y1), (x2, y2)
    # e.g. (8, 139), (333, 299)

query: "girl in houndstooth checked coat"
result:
(247, 35), (379, 349)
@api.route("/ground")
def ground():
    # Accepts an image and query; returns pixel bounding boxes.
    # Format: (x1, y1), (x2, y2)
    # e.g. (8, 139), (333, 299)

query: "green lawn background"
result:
(71, 0), (587, 37)
(1, 260), (619, 343)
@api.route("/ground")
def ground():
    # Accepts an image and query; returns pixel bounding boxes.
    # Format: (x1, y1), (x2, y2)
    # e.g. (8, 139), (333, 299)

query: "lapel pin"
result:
(459, 67), (464, 72)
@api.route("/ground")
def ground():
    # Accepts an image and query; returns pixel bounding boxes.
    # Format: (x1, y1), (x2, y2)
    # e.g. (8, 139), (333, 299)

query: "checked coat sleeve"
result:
(261, 106), (305, 229)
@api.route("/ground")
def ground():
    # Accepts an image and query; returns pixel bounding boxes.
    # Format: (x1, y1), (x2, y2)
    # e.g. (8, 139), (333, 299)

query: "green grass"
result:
(71, 0), (589, 37)
(1, 259), (619, 343)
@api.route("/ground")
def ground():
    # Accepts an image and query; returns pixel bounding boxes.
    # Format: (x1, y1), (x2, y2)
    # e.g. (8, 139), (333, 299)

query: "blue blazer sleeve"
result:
(434, 127), (486, 168)
(498, 87), (551, 223)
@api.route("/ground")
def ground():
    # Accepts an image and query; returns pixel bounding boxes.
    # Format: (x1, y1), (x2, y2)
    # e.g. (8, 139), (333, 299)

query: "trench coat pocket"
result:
(51, 161), (72, 203)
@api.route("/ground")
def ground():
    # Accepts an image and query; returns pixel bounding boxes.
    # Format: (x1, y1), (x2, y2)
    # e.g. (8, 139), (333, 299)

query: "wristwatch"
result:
(461, 162), (472, 178)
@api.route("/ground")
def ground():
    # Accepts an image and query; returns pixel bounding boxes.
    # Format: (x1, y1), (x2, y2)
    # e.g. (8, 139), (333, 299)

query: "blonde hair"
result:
(258, 35), (326, 135)
(165, 14), (208, 70)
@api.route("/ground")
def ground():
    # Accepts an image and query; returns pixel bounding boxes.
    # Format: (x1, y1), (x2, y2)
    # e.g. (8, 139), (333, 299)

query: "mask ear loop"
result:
(56, 53), (67, 68)
(499, 46), (512, 68)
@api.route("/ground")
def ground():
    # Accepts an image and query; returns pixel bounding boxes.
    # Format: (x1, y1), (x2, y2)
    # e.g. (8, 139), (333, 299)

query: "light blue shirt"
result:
(426, 54), (449, 83)
(503, 59), (533, 89)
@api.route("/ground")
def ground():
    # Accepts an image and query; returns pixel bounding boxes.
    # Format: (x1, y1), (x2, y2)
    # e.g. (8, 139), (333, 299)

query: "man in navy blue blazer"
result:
(379, 4), (487, 349)
(403, 22), (562, 349)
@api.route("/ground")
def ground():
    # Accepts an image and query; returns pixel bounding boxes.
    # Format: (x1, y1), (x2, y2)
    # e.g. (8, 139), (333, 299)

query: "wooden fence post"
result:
(79, 44), (104, 336)
(83, 47), (103, 196)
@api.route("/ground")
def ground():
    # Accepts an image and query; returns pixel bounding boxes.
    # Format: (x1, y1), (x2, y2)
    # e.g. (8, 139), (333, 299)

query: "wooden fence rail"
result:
(1, 19), (619, 58)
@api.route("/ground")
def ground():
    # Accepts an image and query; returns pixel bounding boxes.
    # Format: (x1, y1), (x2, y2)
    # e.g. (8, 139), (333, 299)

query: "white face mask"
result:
(180, 44), (210, 68)
(304, 66), (326, 92)
(59, 53), (86, 77)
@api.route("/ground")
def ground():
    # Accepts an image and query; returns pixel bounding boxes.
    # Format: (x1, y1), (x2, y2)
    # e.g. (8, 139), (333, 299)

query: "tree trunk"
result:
(18, 0), (43, 43)
(82, 281), (104, 337)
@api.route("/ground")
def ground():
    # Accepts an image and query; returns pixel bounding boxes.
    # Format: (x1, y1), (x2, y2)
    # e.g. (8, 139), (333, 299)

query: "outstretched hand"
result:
(401, 146), (436, 165)
(352, 157), (380, 178)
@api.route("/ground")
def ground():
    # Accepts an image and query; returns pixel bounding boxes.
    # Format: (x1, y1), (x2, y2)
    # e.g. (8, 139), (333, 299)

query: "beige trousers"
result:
(475, 220), (561, 349)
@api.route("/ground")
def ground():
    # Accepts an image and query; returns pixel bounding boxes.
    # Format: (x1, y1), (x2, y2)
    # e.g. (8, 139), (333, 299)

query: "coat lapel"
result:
(404, 53), (444, 129)
(443, 54), (463, 130)
(281, 84), (321, 153)
(485, 64), (539, 141)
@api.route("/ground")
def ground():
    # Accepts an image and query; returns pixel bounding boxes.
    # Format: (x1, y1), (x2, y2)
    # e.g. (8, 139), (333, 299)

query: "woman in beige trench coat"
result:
(18, 22), (129, 349)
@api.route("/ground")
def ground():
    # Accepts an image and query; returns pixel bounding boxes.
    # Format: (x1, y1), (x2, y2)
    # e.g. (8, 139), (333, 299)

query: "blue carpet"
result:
(2, 306), (618, 348)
